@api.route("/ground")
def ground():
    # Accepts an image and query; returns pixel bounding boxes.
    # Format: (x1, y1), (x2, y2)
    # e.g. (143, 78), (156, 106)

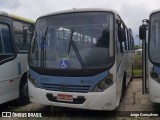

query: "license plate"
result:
(57, 94), (73, 102)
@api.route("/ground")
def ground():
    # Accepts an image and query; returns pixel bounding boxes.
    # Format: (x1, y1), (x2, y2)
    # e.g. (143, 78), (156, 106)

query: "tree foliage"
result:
(134, 45), (142, 50)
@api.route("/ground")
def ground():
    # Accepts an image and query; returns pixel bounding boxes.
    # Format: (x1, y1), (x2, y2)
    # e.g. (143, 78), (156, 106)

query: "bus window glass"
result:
(13, 21), (33, 52)
(150, 12), (160, 63)
(30, 12), (114, 69)
(0, 24), (13, 54)
(0, 24), (14, 62)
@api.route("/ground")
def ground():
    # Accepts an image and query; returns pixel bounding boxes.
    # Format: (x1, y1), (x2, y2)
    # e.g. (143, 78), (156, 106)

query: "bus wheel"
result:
(19, 77), (30, 105)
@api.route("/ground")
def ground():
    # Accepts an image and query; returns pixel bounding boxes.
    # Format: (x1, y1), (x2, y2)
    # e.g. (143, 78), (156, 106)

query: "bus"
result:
(139, 10), (160, 103)
(0, 11), (34, 104)
(28, 8), (134, 110)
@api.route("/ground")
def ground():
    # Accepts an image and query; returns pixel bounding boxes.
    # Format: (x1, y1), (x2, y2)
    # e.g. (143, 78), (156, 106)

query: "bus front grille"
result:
(41, 83), (90, 93)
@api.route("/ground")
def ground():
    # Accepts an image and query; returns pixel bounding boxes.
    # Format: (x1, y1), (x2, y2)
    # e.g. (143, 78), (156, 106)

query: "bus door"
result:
(139, 19), (149, 94)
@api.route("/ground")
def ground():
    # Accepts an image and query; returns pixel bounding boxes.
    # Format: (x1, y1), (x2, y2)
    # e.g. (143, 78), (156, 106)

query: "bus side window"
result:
(124, 29), (128, 51)
(127, 32), (130, 51)
(131, 37), (134, 50)
(0, 30), (2, 53)
(117, 22), (125, 53)
(0, 24), (13, 53)
(121, 27), (127, 52)
(116, 23), (121, 54)
(0, 24), (14, 62)
(13, 21), (34, 52)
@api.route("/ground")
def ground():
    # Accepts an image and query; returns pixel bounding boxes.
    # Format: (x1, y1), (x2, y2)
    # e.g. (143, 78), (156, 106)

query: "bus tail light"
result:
(93, 74), (114, 92)
(28, 74), (39, 88)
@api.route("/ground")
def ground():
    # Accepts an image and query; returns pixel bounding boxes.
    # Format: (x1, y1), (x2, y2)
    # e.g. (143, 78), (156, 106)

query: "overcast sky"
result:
(1, 0), (160, 45)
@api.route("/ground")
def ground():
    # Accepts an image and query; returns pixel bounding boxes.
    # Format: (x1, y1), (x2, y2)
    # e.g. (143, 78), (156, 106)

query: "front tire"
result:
(19, 74), (30, 105)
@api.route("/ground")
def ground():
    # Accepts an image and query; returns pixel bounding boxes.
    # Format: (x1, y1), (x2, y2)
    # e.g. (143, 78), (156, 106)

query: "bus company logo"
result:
(2, 112), (11, 117)
(61, 84), (68, 91)
(2, 112), (42, 118)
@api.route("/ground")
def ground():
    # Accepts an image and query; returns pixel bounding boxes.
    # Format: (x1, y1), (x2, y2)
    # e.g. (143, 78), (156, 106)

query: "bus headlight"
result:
(151, 71), (158, 79)
(93, 74), (114, 92)
(28, 74), (39, 88)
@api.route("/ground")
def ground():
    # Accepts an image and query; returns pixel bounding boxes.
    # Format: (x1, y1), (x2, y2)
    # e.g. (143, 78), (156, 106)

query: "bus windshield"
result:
(29, 12), (114, 69)
(149, 12), (160, 64)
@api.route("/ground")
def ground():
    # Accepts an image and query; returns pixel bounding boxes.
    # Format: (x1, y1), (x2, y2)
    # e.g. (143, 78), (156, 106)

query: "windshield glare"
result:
(29, 12), (114, 69)
(150, 12), (160, 64)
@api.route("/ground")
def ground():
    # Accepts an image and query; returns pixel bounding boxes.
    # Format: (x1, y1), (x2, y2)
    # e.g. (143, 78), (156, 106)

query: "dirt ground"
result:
(117, 78), (154, 111)
(1, 78), (160, 120)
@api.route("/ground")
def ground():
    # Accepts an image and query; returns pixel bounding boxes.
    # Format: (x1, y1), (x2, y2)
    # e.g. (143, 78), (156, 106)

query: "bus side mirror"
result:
(139, 25), (146, 40)
(118, 28), (126, 42)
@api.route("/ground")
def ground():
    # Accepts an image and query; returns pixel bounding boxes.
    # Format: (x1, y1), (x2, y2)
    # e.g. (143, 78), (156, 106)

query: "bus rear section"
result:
(28, 9), (134, 110)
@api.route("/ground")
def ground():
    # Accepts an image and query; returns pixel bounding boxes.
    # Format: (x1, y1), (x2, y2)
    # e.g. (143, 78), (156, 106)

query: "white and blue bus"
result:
(139, 10), (160, 103)
(28, 8), (134, 110)
(0, 11), (34, 104)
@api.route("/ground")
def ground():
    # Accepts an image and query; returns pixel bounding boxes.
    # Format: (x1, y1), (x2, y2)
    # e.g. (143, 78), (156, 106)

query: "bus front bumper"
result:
(149, 78), (160, 103)
(28, 81), (117, 110)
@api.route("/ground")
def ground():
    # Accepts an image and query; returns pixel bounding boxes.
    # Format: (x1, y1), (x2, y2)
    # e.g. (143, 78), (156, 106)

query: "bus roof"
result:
(0, 11), (9, 16)
(10, 14), (34, 23)
(0, 10), (34, 23)
(39, 8), (119, 18)
(149, 9), (160, 18)
(150, 9), (160, 14)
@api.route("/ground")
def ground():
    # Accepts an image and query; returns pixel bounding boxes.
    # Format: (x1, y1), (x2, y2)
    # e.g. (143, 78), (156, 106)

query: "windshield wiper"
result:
(68, 28), (74, 55)
(41, 27), (48, 67)
(68, 28), (86, 69)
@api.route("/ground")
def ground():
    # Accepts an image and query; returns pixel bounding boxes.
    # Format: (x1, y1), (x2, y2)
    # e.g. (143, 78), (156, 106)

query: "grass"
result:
(133, 69), (142, 76)
(133, 53), (142, 76)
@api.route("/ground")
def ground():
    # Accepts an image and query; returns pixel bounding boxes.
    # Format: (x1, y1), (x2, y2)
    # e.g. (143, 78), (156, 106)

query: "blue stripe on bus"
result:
(29, 69), (109, 92)
(153, 66), (160, 73)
